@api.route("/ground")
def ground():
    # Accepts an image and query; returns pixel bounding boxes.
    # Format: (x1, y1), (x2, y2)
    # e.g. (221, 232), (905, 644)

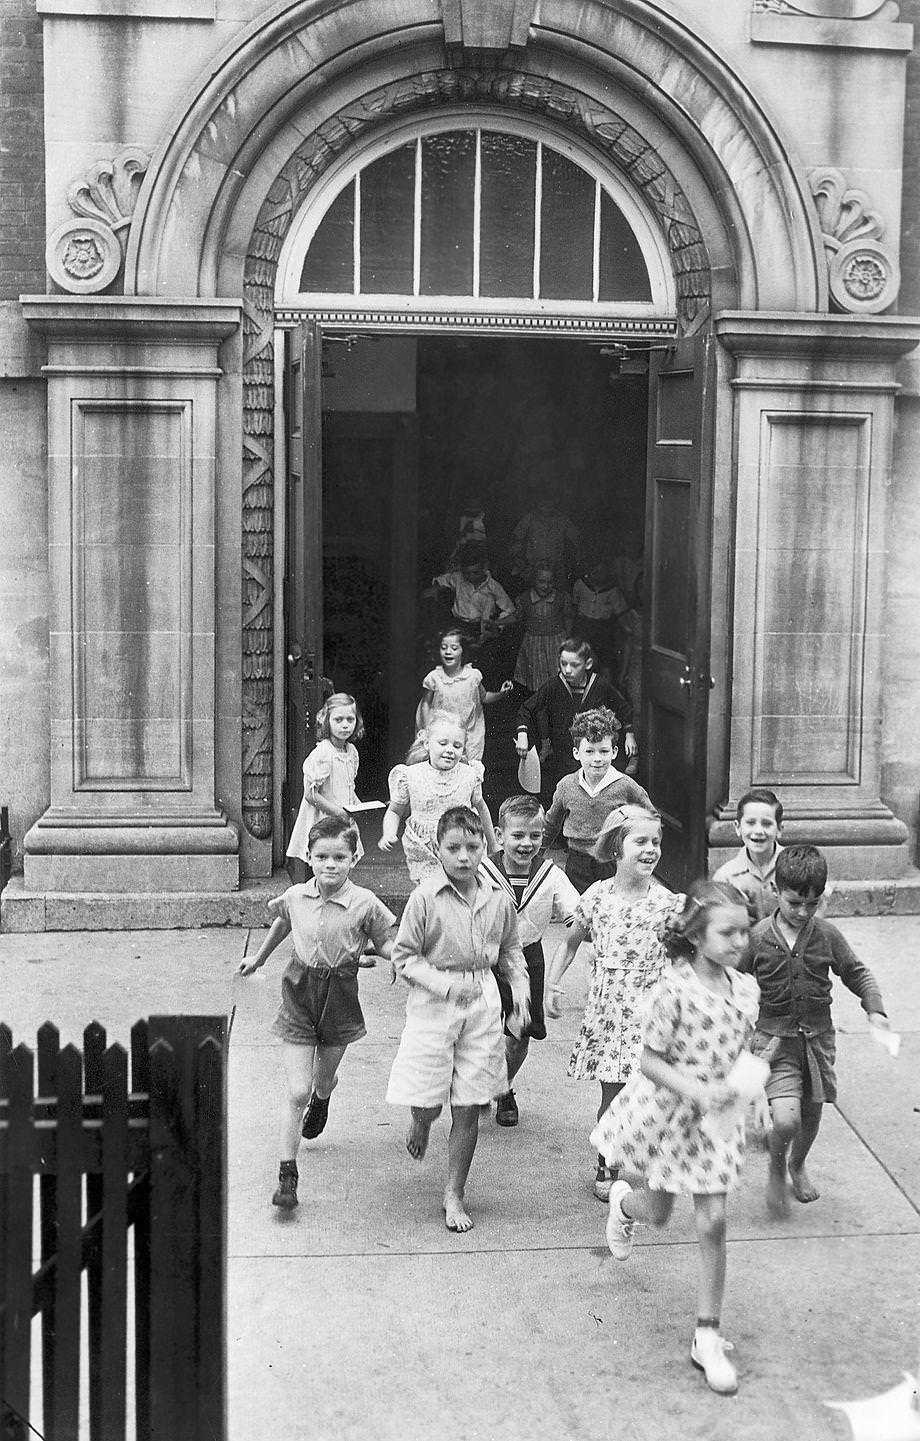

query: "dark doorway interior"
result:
(316, 333), (649, 810)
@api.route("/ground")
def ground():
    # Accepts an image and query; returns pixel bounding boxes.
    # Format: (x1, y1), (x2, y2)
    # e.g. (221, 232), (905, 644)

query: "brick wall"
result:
(900, 0), (920, 311)
(0, 0), (45, 300)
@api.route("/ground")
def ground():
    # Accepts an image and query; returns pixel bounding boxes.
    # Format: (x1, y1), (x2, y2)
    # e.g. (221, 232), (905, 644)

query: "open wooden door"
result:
(642, 336), (715, 888)
(283, 321), (325, 856)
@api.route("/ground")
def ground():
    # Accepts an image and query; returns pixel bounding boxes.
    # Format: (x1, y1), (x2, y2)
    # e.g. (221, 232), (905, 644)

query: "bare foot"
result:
(766, 1168), (791, 1218)
(790, 1164), (820, 1203)
(443, 1193), (473, 1233)
(406, 1114), (432, 1161)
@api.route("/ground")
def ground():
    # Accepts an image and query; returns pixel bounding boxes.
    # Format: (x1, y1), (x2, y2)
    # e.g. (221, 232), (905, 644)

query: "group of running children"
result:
(238, 634), (893, 1400)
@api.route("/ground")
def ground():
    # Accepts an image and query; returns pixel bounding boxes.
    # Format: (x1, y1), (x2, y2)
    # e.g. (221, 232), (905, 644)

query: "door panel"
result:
(643, 336), (714, 887)
(283, 321), (325, 853)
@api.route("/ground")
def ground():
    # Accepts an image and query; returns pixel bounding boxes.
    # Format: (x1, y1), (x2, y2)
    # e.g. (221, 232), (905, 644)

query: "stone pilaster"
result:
(710, 312), (920, 878)
(21, 296), (242, 892)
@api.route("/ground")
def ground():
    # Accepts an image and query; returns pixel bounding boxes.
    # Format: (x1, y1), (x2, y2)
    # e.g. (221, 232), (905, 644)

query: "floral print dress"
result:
(387, 759), (484, 884)
(590, 963), (761, 1194)
(567, 878), (682, 1082)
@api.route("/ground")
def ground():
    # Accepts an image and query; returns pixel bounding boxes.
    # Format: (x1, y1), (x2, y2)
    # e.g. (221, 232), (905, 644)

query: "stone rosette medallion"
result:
(809, 166), (900, 314)
(46, 147), (150, 294)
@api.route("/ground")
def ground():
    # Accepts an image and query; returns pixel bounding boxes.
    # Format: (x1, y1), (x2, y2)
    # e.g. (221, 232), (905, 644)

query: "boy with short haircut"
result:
(713, 787), (784, 921)
(480, 794), (581, 1127)
(386, 806), (529, 1233)
(543, 707), (652, 893)
(739, 844), (890, 1218)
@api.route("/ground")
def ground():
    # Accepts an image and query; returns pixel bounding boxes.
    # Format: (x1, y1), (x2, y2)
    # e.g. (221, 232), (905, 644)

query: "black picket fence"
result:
(0, 1015), (227, 1441)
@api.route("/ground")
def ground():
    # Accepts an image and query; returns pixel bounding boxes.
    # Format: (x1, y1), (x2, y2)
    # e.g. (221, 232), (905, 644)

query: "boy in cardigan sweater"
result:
(542, 707), (651, 893)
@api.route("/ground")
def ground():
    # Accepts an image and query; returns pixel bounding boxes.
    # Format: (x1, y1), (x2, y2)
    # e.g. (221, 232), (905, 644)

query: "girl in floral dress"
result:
(545, 804), (682, 1200)
(590, 882), (761, 1397)
(379, 712), (498, 884)
(415, 627), (513, 766)
(513, 561), (575, 693)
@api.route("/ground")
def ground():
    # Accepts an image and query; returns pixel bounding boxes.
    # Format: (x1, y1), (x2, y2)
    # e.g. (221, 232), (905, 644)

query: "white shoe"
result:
(690, 1328), (738, 1395)
(605, 1179), (635, 1260)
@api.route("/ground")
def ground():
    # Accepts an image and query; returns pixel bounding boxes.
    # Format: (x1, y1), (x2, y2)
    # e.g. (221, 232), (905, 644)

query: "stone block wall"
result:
(0, 1), (48, 873)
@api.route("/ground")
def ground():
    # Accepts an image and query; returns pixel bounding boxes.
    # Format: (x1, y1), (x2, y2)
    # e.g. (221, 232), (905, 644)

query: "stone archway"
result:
(238, 67), (714, 838)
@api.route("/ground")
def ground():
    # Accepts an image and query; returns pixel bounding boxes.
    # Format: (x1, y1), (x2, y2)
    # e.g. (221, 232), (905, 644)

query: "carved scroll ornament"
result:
(809, 167), (900, 313)
(46, 147), (150, 294)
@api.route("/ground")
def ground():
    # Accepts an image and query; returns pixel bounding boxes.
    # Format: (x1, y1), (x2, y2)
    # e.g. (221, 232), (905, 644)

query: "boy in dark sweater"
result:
(514, 637), (636, 804)
(738, 845), (890, 1217)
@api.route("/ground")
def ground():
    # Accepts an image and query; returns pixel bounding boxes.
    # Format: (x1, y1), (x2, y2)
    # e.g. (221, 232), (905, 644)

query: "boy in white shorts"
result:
(386, 805), (529, 1233)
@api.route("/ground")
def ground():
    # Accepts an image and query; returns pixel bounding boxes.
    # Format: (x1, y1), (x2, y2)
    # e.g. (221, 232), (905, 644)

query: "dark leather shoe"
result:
(495, 1090), (519, 1127)
(301, 1091), (331, 1139)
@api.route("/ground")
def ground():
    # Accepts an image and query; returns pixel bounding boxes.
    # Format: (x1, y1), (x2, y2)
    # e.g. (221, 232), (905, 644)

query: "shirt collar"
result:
(434, 865), (492, 907)
(302, 876), (355, 907)
(578, 766), (624, 797)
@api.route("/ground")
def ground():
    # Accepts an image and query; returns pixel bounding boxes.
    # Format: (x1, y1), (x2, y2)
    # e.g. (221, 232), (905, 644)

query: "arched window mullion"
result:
(592, 178), (601, 305)
(412, 137), (422, 298)
(354, 170), (361, 295)
(473, 128), (482, 301)
(533, 141), (542, 301)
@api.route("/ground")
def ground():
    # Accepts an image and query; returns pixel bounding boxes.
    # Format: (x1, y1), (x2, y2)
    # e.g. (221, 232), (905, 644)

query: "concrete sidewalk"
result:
(1, 915), (918, 1440)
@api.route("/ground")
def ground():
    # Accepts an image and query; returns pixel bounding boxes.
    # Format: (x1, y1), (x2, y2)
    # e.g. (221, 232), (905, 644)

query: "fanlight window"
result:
(298, 130), (654, 305)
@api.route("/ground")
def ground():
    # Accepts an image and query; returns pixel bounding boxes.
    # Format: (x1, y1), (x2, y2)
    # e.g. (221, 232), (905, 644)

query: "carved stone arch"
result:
(239, 68), (713, 839)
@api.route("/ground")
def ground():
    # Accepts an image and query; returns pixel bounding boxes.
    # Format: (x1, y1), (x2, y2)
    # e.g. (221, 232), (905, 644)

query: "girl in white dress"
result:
(591, 881), (761, 1397)
(287, 694), (365, 873)
(415, 627), (513, 766)
(379, 712), (498, 884)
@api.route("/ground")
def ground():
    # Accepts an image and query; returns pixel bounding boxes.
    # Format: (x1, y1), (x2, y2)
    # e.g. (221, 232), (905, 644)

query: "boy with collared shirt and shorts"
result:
(239, 816), (397, 1213)
(713, 787), (784, 921)
(738, 844), (891, 1218)
(386, 806), (529, 1233)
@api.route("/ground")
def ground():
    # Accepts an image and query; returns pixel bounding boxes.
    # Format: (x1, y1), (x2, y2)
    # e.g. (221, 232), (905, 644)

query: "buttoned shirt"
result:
(269, 879), (396, 971)
(433, 569), (515, 625)
(739, 913), (885, 1036)
(713, 844), (783, 922)
(392, 867), (527, 998)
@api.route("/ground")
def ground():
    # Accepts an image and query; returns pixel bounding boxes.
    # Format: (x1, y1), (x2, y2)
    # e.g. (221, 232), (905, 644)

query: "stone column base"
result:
(708, 807), (909, 881)
(23, 813), (240, 893)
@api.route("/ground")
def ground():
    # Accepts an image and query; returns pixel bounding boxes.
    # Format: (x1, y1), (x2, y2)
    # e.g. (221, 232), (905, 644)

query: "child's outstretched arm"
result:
(415, 685), (435, 735)
(238, 914), (291, 975)
(307, 779), (351, 823)
(378, 800), (408, 851)
(544, 920), (588, 1018)
(640, 1045), (734, 1112)
(480, 680), (515, 706)
(474, 792), (499, 854)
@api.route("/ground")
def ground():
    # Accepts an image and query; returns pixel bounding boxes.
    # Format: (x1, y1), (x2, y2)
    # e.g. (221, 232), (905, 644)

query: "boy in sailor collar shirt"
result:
(480, 793), (581, 1127)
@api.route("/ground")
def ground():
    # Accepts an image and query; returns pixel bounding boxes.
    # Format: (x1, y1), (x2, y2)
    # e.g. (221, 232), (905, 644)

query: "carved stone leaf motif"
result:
(808, 166), (899, 312)
(67, 146), (150, 234)
(48, 146), (150, 294)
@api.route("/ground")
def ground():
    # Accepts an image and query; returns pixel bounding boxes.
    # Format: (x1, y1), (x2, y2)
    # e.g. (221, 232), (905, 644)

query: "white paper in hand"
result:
(699, 1051), (770, 1141)
(518, 747), (541, 795)
(869, 1022), (901, 1058)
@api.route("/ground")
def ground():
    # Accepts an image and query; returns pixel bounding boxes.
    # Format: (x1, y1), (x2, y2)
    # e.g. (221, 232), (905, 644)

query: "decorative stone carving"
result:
(752, 1), (898, 16)
(46, 147), (150, 294)
(809, 167), (900, 313)
(239, 68), (712, 838)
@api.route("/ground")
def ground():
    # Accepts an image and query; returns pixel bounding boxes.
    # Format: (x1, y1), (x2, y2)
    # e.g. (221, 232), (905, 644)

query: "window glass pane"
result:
(360, 144), (415, 294)
(479, 133), (536, 298)
(420, 131), (475, 296)
(299, 181), (355, 293)
(539, 148), (593, 300)
(598, 191), (652, 302)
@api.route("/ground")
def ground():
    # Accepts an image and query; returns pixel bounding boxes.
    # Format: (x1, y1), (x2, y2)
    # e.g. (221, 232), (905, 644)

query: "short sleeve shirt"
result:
(270, 879), (396, 970)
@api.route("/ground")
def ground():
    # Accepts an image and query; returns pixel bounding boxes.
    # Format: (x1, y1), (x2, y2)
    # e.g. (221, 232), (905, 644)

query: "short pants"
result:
(750, 1025), (837, 1104)
(272, 959), (366, 1047)
(564, 848), (615, 895)
(493, 940), (546, 1041)
(386, 969), (508, 1108)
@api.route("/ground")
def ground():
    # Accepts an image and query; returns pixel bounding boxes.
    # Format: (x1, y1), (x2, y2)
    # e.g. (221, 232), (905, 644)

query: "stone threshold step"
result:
(0, 873), (414, 933)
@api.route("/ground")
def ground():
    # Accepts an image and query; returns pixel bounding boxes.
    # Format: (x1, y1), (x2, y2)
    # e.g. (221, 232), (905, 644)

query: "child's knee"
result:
(769, 1099), (802, 1141)
(696, 1203), (726, 1247)
(288, 1081), (312, 1112)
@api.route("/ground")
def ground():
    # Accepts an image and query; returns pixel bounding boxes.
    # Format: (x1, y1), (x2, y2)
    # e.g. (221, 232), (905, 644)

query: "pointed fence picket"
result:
(0, 1015), (227, 1441)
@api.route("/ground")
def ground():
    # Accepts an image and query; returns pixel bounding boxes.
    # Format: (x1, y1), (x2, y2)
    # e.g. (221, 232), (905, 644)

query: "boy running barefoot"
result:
(713, 788), (784, 921)
(480, 794), (580, 1126)
(738, 845), (890, 1216)
(386, 807), (529, 1232)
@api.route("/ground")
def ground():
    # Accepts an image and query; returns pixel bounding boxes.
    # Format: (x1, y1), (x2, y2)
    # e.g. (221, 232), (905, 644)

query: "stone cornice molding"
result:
(714, 310), (920, 362)
(21, 295), (241, 344)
